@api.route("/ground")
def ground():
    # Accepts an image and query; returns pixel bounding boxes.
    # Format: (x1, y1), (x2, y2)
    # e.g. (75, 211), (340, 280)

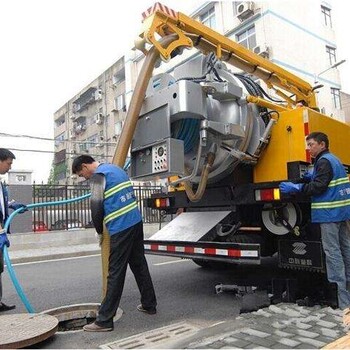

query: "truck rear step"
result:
(144, 240), (260, 264)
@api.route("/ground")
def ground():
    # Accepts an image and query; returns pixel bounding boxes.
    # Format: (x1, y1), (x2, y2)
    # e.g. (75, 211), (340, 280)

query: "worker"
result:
(72, 155), (157, 332)
(279, 132), (350, 324)
(0, 148), (27, 312)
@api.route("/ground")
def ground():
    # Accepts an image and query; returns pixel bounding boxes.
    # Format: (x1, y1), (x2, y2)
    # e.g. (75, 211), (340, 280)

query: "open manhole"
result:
(42, 303), (122, 332)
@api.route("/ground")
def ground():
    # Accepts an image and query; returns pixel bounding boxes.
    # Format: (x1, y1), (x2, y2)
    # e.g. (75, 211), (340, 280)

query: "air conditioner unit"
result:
(95, 89), (102, 100)
(253, 45), (270, 58)
(69, 129), (76, 139)
(95, 113), (104, 125)
(96, 143), (103, 148)
(237, 2), (254, 20)
(69, 115), (75, 120)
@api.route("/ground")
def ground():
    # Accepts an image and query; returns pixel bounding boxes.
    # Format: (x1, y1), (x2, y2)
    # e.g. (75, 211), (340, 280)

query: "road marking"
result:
(153, 259), (189, 266)
(8, 254), (100, 267)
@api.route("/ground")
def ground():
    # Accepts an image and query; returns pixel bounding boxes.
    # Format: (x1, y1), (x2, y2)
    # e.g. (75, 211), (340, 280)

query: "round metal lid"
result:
(0, 313), (58, 349)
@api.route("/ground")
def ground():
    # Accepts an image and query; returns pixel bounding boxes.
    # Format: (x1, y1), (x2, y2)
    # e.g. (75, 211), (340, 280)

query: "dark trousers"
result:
(96, 221), (156, 327)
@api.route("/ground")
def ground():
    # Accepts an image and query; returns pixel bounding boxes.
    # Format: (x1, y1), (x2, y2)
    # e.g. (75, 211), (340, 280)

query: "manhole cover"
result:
(42, 303), (122, 332)
(0, 313), (58, 349)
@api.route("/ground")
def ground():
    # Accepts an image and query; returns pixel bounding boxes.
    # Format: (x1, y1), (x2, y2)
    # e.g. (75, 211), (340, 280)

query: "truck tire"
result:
(192, 259), (213, 268)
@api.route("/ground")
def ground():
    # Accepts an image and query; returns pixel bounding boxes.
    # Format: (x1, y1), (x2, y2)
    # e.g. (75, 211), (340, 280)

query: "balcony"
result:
(73, 87), (98, 113)
(54, 149), (66, 164)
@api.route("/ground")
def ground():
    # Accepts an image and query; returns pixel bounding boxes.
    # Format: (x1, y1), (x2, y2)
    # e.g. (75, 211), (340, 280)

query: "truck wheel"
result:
(192, 259), (212, 268)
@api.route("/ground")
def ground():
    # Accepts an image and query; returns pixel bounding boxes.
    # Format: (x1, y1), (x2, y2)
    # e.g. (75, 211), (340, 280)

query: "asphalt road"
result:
(3, 254), (246, 349)
(3, 253), (329, 349)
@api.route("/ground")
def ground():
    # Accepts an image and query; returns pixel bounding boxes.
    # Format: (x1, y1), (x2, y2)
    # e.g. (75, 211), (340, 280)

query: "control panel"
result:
(130, 138), (184, 180)
(152, 143), (168, 173)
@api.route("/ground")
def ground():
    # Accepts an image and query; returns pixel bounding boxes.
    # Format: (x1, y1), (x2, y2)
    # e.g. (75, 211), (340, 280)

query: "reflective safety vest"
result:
(311, 153), (350, 223)
(95, 163), (141, 235)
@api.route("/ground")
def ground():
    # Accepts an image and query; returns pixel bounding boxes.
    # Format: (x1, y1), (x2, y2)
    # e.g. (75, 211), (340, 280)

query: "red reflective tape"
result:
(167, 245), (176, 252)
(305, 149), (311, 163)
(150, 244), (158, 251)
(184, 246), (194, 254)
(228, 249), (241, 257)
(205, 248), (216, 255)
(142, 2), (177, 20)
(304, 121), (311, 162)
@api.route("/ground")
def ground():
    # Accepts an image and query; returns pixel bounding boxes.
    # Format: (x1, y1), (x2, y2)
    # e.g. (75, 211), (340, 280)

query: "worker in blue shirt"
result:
(279, 132), (350, 325)
(72, 155), (157, 332)
(0, 148), (27, 312)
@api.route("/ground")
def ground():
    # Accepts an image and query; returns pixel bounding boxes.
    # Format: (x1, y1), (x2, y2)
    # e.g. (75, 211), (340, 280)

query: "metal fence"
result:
(32, 184), (162, 232)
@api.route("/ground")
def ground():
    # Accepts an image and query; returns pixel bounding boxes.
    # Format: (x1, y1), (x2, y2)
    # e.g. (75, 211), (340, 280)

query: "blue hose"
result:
(2, 193), (91, 313)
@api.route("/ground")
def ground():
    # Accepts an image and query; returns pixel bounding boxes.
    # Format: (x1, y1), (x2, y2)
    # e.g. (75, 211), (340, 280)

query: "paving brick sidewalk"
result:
(179, 304), (346, 349)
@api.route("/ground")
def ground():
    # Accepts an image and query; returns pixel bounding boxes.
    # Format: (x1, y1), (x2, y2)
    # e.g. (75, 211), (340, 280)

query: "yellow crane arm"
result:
(137, 3), (317, 109)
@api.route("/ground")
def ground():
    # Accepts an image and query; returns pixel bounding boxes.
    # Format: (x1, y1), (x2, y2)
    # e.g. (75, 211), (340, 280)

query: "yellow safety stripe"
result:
(104, 180), (132, 199)
(312, 199), (350, 209)
(104, 201), (138, 224)
(328, 177), (350, 187)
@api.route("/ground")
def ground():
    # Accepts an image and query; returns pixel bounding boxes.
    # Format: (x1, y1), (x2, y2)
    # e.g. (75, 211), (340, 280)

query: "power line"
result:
(7, 147), (113, 158)
(0, 132), (117, 146)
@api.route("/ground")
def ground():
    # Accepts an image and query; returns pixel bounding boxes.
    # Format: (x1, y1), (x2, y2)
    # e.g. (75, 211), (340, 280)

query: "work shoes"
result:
(137, 304), (157, 315)
(0, 302), (16, 312)
(83, 322), (113, 332)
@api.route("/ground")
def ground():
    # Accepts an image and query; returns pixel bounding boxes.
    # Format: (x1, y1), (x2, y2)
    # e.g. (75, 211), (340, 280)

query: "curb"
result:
(8, 249), (101, 265)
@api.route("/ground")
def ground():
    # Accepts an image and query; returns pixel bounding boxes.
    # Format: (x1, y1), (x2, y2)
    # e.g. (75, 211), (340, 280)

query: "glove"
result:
(302, 170), (313, 181)
(9, 203), (28, 213)
(0, 231), (10, 249)
(279, 182), (302, 194)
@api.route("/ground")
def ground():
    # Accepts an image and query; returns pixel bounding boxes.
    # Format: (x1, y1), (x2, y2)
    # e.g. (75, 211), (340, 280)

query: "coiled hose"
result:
(2, 193), (91, 313)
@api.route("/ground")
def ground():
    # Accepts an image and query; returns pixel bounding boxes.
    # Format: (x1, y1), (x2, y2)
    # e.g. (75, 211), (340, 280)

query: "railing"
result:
(32, 184), (162, 232)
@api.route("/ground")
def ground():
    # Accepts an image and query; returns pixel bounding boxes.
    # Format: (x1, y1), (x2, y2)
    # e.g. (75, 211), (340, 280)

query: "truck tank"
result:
(130, 53), (271, 185)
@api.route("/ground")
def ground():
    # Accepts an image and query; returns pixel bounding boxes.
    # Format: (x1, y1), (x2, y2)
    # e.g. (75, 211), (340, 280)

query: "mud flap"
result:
(278, 240), (325, 272)
(90, 173), (106, 234)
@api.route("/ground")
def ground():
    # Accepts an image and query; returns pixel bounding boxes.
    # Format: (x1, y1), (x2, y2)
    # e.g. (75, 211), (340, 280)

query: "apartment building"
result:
(53, 0), (344, 184)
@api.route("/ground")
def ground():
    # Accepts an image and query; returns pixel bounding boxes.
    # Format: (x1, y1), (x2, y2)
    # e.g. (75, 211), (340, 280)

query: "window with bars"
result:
(200, 6), (216, 29)
(55, 132), (65, 147)
(331, 88), (341, 109)
(321, 6), (332, 28)
(236, 25), (256, 49)
(86, 134), (99, 149)
(326, 46), (336, 66)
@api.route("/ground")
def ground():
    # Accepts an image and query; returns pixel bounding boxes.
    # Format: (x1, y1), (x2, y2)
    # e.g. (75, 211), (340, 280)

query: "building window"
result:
(79, 142), (88, 153)
(55, 114), (65, 127)
(55, 132), (65, 147)
(86, 134), (99, 149)
(200, 6), (216, 29)
(321, 6), (332, 28)
(326, 46), (336, 66)
(115, 94), (126, 111)
(115, 121), (123, 136)
(113, 69), (125, 87)
(236, 25), (256, 50)
(331, 88), (341, 109)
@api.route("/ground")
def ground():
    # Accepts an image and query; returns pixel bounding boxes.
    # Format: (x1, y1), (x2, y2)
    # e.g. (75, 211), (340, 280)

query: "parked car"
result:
(51, 219), (83, 231)
(33, 221), (49, 233)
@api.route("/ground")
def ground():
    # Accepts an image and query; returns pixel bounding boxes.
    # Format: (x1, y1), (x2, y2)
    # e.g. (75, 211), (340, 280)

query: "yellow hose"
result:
(184, 151), (216, 202)
(101, 36), (178, 297)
